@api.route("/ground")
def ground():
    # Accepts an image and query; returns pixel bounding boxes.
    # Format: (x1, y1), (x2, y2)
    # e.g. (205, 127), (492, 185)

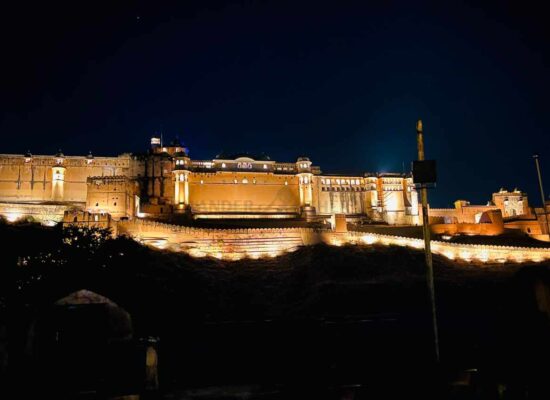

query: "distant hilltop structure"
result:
(0, 137), (420, 225)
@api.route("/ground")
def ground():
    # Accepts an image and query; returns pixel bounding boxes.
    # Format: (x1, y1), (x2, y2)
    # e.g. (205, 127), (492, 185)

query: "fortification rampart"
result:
(335, 230), (550, 263)
(114, 218), (550, 264)
(117, 219), (320, 259)
(0, 201), (81, 225)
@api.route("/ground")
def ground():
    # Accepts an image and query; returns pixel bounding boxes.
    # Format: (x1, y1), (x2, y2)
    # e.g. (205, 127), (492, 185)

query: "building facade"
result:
(0, 138), (420, 225)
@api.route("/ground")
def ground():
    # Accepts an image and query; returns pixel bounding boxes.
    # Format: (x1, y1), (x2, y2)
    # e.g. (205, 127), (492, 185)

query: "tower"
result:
(51, 150), (66, 201)
(150, 136), (161, 152)
(296, 157), (315, 219)
(172, 144), (191, 211)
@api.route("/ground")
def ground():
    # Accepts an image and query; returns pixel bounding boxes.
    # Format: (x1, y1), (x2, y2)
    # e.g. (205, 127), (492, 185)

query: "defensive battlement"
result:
(61, 214), (550, 263)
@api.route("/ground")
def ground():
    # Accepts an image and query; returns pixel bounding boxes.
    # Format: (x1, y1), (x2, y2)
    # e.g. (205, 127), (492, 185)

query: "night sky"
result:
(2, 1), (550, 207)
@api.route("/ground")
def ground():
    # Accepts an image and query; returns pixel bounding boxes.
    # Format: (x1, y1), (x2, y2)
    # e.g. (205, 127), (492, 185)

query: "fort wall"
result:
(0, 202), (78, 224)
(339, 230), (550, 263)
(109, 218), (550, 264)
(0, 154), (132, 204)
(188, 172), (301, 215)
(117, 218), (319, 259)
(429, 206), (500, 224)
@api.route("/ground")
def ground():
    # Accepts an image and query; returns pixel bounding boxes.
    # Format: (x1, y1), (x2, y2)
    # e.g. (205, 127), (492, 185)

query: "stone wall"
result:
(0, 154), (132, 204)
(113, 218), (550, 264)
(86, 176), (137, 219)
(429, 205), (501, 224)
(117, 219), (320, 259)
(188, 172), (301, 215)
(0, 201), (80, 225)
(335, 230), (550, 263)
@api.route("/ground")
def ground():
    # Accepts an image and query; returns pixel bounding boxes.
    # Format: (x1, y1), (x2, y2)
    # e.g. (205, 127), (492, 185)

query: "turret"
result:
(296, 157), (315, 219)
(86, 151), (94, 165)
(150, 136), (161, 151)
(171, 139), (191, 211)
(52, 150), (66, 201)
(296, 156), (312, 172)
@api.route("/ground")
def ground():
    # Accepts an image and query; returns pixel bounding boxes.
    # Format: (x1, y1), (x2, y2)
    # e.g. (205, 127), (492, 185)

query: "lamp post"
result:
(415, 120), (440, 363)
(533, 154), (550, 237)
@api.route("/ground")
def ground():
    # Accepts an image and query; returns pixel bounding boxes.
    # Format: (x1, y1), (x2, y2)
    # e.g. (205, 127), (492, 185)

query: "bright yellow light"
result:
(444, 251), (455, 260)
(476, 250), (489, 263)
(512, 254), (524, 263)
(187, 248), (206, 258)
(396, 238), (407, 247)
(148, 239), (168, 249)
(5, 212), (20, 222)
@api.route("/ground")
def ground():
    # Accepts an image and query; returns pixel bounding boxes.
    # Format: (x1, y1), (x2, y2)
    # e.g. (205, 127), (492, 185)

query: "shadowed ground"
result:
(3, 220), (550, 398)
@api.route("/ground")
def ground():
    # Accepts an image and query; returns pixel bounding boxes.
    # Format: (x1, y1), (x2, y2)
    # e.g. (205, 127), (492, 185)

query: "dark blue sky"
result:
(2, 1), (550, 206)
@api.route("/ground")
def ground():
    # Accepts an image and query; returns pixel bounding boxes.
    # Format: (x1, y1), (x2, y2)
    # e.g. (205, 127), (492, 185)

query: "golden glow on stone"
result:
(361, 234), (378, 245)
(117, 219), (550, 265)
(444, 251), (455, 260)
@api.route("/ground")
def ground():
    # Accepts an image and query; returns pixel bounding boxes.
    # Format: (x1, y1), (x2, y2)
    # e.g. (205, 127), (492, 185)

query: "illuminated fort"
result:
(0, 137), (420, 225)
(3, 137), (550, 263)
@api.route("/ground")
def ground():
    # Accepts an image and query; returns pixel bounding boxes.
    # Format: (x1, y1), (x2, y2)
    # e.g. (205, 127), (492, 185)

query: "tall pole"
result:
(533, 154), (550, 237)
(416, 119), (440, 363)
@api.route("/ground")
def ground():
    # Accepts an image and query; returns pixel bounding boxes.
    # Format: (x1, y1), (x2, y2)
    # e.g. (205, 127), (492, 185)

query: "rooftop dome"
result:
(214, 151), (271, 161)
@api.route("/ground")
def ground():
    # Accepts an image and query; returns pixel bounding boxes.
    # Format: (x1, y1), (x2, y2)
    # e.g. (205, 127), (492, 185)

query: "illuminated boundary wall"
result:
(0, 202), (80, 225)
(117, 219), (320, 260)
(328, 230), (550, 264)
(116, 219), (550, 263)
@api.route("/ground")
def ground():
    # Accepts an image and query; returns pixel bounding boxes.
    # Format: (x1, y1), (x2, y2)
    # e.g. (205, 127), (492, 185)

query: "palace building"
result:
(0, 137), (420, 225)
